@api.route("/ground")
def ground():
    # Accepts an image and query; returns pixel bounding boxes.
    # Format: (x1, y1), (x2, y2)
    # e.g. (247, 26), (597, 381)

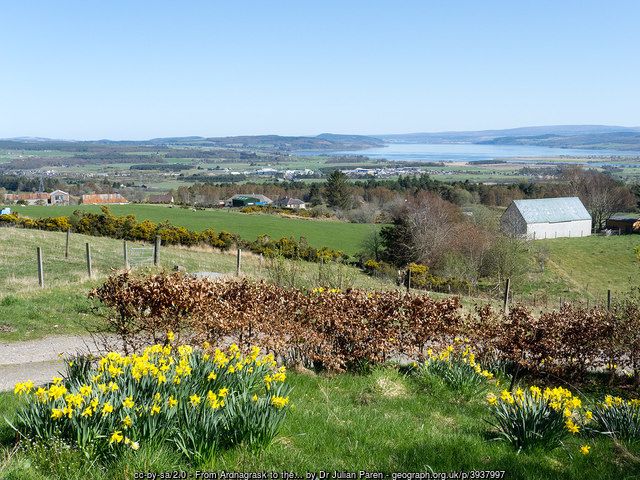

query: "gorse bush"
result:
(486, 385), (590, 451)
(10, 340), (291, 462)
(591, 395), (640, 443)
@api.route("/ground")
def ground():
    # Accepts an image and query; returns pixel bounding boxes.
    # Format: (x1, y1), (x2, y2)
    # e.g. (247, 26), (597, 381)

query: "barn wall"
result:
(500, 204), (527, 235)
(526, 219), (592, 239)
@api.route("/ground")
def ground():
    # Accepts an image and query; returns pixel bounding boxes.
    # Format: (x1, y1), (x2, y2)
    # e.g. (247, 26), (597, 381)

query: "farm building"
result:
(3, 190), (69, 206)
(501, 197), (592, 239)
(606, 214), (640, 234)
(225, 194), (273, 207)
(81, 193), (129, 205)
(49, 190), (70, 205)
(273, 197), (306, 210)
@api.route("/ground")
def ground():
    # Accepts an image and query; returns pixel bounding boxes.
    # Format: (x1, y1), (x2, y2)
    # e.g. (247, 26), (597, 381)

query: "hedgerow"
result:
(90, 272), (640, 384)
(89, 273), (462, 371)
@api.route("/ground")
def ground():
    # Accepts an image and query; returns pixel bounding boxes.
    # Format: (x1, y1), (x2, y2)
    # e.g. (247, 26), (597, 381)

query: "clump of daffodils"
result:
(12, 337), (291, 462)
(590, 394), (640, 443)
(486, 384), (592, 451)
(419, 339), (494, 397)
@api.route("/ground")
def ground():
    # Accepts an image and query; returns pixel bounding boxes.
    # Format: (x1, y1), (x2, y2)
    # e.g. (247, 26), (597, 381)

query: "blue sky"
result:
(1, 1), (639, 139)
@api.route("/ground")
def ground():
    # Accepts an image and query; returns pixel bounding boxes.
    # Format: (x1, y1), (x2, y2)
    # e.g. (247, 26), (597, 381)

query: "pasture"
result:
(538, 234), (640, 299)
(9, 204), (375, 254)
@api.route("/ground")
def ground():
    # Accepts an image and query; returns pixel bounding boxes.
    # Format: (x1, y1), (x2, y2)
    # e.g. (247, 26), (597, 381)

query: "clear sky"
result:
(1, 0), (639, 139)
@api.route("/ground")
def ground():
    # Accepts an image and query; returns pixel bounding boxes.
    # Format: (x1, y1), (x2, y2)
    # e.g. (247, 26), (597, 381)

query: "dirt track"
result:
(0, 335), (107, 391)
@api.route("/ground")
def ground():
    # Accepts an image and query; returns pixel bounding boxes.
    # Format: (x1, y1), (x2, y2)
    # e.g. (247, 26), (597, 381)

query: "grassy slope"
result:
(0, 227), (391, 342)
(9, 204), (376, 254)
(540, 235), (640, 299)
(1, 371), (637, 479)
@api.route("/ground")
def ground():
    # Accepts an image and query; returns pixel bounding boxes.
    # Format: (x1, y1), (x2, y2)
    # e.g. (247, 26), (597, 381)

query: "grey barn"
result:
(500, 197), (592, 239)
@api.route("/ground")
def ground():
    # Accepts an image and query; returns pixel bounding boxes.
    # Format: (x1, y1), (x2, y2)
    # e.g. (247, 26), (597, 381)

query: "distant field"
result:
(9, 204), (377, 254)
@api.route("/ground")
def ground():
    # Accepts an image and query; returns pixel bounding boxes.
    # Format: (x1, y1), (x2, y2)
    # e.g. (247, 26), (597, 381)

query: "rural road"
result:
(0, 335), (110, 392)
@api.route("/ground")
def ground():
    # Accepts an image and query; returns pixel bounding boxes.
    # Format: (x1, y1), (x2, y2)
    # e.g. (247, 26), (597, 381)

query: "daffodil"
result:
(109, 430), (124, 444)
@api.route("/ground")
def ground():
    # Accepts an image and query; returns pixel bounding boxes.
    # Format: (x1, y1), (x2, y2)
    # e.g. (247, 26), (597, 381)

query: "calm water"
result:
(300, 143), (640, 164)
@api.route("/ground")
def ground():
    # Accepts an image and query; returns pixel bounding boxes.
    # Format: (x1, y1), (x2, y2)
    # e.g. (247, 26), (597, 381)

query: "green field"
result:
(0, 227), (391, 342)
(9, 204), (377, 255)
(538, 235), (640, 300)
(1, 369), (637, 479)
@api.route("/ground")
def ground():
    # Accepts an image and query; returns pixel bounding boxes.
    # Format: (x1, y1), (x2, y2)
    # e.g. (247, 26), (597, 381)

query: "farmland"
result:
(9, 204), (376, 255)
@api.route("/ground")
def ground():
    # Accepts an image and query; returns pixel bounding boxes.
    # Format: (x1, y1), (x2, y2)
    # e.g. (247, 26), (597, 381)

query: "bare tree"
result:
(561, 167), (636, 231)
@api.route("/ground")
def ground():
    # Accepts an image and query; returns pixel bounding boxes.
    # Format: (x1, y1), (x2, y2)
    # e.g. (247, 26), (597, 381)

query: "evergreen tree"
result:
(324, 170), (352, 210)
(307, 183), (323, 206)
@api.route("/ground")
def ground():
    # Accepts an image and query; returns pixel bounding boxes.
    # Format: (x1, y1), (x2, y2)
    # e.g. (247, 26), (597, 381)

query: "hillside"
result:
(380, 125), (640, 151)
(0, 133), (385, 151)
(479, 131), (640, 151)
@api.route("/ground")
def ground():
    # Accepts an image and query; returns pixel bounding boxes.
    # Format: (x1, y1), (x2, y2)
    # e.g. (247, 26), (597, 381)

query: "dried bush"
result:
(90, 273), (463, 372)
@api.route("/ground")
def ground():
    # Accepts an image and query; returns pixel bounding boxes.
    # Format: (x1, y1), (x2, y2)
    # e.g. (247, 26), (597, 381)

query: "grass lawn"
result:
(1, 370), (638, 479)
(9, 204), (377, 255)
(0, 227), (393, 341)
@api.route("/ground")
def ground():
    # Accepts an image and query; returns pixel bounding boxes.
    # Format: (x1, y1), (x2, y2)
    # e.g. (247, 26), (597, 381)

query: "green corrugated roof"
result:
(513, 197), (591, 224)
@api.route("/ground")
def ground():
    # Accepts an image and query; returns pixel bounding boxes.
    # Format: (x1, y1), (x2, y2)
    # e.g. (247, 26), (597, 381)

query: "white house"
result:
(274, 197), (306, 210)
(501, 197), (592, 240)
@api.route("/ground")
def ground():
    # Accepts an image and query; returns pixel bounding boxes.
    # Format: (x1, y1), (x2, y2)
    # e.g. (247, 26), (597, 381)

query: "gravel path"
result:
(0, 335), (110, 392)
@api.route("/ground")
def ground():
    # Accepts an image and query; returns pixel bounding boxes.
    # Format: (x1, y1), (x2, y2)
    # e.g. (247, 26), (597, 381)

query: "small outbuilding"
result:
(501, 197), (592, 239)
(606, 214), (640, 234)
(225, 194), (273, 207)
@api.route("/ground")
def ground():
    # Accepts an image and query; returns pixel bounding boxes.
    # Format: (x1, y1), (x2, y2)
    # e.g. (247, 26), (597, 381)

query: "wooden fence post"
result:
(503, 278), (511, 314)
(85, 242), (92, 278)
(607, 289), (612, 311)
(123, 240), (129, 269)
(65, 228), (70, 259)
(406, 268), (411, 293)
(154, 235), (161, 266)
(236, 248), (242, 276)
(37, 247), (44, 288)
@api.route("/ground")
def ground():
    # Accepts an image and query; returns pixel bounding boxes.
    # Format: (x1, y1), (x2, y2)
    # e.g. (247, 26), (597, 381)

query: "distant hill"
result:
(379, 125), (640, 150)
(478, 131), (640, 151)
(0, 134), (385, 151)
